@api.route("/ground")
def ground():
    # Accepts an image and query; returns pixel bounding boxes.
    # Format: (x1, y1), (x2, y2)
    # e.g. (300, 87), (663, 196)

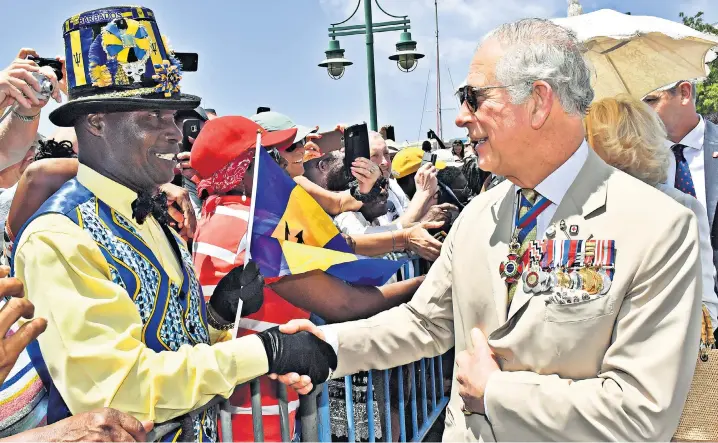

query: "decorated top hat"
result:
(49, 6), (200, 127)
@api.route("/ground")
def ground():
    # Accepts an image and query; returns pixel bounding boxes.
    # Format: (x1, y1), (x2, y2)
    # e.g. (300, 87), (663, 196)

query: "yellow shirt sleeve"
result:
(15, 214), (268, 422)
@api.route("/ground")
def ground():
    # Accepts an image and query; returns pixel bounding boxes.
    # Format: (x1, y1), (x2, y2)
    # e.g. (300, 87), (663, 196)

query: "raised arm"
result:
(269, 270), (424, 323)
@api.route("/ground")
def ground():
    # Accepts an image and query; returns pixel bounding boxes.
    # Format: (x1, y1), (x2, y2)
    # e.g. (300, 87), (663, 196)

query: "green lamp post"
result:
(319, 0), (424, 131)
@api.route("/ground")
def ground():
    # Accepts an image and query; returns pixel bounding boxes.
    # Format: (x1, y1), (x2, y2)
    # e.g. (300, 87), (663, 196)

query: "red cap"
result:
(190, 116), (297, 179)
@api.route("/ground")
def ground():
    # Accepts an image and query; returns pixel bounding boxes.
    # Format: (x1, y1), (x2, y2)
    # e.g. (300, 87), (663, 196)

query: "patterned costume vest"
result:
(11, 179), (216, 442)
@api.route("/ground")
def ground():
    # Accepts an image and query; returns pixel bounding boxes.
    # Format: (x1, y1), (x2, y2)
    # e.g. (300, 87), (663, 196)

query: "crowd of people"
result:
(0, 4), (715, 442)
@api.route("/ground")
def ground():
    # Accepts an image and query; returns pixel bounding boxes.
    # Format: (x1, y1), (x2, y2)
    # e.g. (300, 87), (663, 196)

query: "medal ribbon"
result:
(515, 195), (551, 229)
(541, 240), (552, 269)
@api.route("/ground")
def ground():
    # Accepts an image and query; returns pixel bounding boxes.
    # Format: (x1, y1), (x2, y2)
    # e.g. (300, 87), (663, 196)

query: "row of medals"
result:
(521, 242), (612, 304)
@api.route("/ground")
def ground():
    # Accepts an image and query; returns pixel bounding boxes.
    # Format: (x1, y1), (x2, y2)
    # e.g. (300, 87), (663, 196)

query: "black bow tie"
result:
(131, 191), (169, 225)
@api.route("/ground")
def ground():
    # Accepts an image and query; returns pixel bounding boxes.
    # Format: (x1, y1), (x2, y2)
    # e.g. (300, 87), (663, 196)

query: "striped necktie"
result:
(672, 143), (697, 198)
(507, 189), (549, 305)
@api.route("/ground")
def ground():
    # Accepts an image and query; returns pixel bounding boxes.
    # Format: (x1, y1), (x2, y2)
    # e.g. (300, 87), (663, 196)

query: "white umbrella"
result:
(552, 9), (718, 101)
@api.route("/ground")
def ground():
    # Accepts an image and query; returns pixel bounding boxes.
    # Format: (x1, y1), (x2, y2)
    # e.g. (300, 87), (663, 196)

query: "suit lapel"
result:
(505, 149), (610, 323)
(489, 184), (515, 325)
(703, 121), (718, 230)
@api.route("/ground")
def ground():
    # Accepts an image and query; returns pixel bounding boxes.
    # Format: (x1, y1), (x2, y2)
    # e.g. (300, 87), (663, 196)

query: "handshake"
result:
(208, 262), (336, 394)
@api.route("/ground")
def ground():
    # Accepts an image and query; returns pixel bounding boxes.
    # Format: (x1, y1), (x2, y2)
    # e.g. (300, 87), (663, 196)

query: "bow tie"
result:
(131, 191), (169, 225)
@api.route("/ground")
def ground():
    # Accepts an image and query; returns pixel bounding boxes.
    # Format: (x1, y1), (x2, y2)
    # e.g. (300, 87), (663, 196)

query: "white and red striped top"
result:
(193, 195), (310, 442)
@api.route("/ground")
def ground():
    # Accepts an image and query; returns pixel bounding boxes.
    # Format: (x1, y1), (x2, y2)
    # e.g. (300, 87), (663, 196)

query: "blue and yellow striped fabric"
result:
(250, 147), (403, 286)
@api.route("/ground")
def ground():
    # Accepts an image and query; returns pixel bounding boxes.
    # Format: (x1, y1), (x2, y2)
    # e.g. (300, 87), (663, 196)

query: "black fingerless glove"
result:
(208, 261), (264, 328)
(256, 327), (338, 385)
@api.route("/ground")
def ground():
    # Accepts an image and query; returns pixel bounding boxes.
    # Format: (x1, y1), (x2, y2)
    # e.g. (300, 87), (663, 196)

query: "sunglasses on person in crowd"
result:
(285, 139), (306, 153)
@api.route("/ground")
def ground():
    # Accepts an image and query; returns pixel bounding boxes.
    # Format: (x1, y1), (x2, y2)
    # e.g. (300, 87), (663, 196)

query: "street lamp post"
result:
(319, 0), (424, 131)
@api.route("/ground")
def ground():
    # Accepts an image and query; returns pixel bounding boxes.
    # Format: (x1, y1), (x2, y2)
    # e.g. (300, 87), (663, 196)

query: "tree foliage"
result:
(680, 11), (718, 114)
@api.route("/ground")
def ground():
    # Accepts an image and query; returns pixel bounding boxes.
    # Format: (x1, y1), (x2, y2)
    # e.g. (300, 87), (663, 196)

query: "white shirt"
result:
(375, 179), (410, 227)
(512, 141), (589, 236)
(333, 211), (400, 235)
(666, 116), (707, 211)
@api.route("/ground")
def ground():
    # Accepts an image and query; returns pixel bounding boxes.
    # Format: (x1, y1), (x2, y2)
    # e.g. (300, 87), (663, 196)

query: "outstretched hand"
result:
(268, 319), (329, 395)
(0, 267), (47, 386)
(257, 323), (335, 395)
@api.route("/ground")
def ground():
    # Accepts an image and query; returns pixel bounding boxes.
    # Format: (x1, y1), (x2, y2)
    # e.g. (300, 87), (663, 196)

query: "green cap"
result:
(249, 111), (316, 144)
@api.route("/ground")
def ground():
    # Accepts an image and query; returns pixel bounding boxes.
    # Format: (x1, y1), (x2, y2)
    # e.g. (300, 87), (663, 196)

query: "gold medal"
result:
(555, 269), (570, 288)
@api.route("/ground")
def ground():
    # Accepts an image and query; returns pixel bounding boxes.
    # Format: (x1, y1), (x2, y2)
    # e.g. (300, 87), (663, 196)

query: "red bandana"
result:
(197, 150), (254, 197)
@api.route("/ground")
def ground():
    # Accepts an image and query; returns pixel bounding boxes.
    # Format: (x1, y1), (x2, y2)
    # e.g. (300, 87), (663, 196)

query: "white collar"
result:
(679, 115), (705, 151)
(513, 140), (589, 206)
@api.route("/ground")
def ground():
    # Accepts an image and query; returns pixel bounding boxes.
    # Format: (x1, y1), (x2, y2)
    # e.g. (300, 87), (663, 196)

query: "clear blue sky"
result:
(1, 0), (716, 142)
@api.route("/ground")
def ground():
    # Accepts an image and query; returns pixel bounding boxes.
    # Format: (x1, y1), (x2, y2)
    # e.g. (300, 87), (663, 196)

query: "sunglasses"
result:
(457, 82), (531, 112)
(285, 139), (305, 153)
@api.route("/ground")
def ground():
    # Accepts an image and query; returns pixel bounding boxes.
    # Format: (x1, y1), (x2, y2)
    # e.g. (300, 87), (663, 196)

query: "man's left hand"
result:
(159, 183), (197, 240)
(455, 328), (500, 415)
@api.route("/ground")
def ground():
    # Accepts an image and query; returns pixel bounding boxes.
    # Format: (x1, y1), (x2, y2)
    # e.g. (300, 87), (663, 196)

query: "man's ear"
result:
(83, 113), (105, 137)
(528, 81), (553, 130)
(679, 82), (694, 106)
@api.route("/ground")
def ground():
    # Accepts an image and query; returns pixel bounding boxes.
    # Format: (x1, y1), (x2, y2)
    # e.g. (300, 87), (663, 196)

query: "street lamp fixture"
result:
(318, 39), (353, 79)
(319, 0), (424, 130)
(389, 31), (424, 72)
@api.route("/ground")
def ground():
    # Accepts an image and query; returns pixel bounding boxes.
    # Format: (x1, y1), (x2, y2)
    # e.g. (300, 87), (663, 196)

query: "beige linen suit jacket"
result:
(328, 149), (702, 441)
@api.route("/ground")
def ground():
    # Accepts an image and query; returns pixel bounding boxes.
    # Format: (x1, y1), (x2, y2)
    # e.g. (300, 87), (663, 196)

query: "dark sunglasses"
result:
(457, 82), (530, 112)
(285, 139), (305, 153)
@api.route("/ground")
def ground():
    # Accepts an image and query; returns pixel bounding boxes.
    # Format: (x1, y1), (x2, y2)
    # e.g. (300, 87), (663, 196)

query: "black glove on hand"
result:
(257, 327), (337, 384)
(209, 261), (264, 324)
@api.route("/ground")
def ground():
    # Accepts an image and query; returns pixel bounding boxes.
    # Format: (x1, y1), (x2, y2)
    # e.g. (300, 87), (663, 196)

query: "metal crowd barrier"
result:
(218, 354), (449, 442)
(217, 258), (442, 441)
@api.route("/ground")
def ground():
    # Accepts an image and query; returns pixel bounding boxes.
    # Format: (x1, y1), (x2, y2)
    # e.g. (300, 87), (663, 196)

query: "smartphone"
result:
(314, 129), (343, 154)
(343, 123), (370, 172)
(174, 52), (198, 72)
(182, 118), (202, 152)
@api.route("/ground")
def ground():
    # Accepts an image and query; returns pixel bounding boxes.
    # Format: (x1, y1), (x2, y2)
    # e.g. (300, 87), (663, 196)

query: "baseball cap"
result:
(391, 147), (446, 179)
(190, 116), (297, 179)
(249, 111), (317, 148)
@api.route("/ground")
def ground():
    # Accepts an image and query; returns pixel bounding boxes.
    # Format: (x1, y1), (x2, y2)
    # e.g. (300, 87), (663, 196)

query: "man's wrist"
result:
(12, 107), (41, 122)
(14, 104), (42, 117)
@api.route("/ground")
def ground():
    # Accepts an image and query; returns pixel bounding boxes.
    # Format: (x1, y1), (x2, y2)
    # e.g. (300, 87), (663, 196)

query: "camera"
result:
(30, 72), (54, 101)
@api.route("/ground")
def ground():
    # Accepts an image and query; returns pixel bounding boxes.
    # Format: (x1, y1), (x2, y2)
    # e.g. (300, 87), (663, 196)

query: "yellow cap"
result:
(391, 147), (446, 179)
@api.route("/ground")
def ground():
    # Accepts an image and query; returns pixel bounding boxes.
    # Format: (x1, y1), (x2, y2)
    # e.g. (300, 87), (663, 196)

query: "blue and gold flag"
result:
(249, 147), (403, 286)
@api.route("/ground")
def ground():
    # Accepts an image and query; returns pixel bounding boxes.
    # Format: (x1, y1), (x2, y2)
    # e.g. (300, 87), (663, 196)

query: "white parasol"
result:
(552, 9), (718, 101)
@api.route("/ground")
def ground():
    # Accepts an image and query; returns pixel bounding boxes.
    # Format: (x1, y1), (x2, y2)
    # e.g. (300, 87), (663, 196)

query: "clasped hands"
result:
(266, 320), (332, 395)
(268, 323), (503, 408)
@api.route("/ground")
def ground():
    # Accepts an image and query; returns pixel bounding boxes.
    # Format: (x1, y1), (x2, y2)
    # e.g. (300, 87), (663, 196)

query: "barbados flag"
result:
(248, 146), (404, 286)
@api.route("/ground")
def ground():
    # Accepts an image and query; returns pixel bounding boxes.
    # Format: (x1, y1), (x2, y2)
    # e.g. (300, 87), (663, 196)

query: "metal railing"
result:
(214, 258), (441, 442)
(219, 354), (449, 442)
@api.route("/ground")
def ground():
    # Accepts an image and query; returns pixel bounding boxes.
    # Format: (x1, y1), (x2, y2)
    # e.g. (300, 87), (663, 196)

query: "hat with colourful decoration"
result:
(49, 6), (200, 127)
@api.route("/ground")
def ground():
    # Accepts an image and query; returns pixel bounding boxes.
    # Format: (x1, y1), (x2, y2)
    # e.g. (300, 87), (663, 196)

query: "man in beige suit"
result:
(278, 18), (702, 441)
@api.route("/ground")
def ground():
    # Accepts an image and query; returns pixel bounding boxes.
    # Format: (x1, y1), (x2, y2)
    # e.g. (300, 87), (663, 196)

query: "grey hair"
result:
(368, 130), (385, 147)
(485, 18), (594, 115)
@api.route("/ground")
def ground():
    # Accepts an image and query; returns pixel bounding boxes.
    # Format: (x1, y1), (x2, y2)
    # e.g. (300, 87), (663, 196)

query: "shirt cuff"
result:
(318, 325), (339, 356)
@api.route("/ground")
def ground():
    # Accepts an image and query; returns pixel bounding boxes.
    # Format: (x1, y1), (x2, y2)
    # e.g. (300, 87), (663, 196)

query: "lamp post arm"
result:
(331, 0), (362, 27)
(374, 0), (407, 20)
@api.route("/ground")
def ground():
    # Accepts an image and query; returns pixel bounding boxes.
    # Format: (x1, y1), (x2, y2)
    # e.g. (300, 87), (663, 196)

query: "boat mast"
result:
(435, 0), (442, 139)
